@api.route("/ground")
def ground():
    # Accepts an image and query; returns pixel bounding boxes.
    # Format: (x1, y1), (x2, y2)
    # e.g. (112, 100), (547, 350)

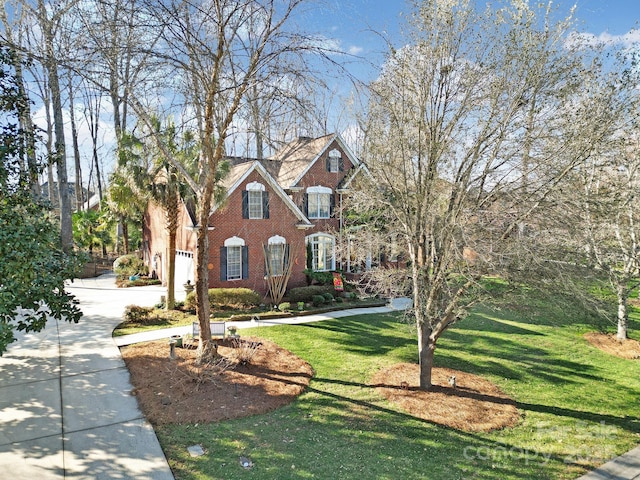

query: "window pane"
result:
(308, 193), (318, 219)
(329, 156), (339, 172)
(310, 235), (333, 271)
(248, 191), (262, 219)
(227, 246), (242, 280)
(319, 194), (330, 218)
(268, 244), (285, 275)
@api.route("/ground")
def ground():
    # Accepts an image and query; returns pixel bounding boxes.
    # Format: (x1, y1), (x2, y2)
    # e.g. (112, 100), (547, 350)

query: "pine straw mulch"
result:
(372, 363), (521, 432)
(122, 340), (521, 432)
(121, 337), (313, 425)
(584, 332), (640, 359)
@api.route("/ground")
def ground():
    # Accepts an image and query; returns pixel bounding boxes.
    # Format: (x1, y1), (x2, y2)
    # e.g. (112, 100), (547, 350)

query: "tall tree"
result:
(0, 47), (81, 354)
(123, 0), (318, 363)
(353, 0), (599, 389)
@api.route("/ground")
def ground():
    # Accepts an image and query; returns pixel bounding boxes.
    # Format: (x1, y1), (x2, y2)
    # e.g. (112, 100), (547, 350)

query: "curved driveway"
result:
(0, 273), (174, 479)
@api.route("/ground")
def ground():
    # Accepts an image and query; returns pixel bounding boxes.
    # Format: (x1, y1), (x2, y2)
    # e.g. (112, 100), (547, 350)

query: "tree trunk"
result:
(417, 321), (436, 390)
(195, 187), (216, 364)
(616, 284), (629, 341)
(166, 191), (178, 310)
(44, 19), (72, 251)
(68, 77), (84, 211)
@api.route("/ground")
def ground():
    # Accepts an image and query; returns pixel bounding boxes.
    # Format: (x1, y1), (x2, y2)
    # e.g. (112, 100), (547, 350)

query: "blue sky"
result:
(304, 0), (640, 84)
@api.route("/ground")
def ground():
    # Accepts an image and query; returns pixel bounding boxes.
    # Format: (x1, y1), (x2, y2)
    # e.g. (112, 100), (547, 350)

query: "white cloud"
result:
(348, 45), (364, 56)
(567, 28), (640, 49)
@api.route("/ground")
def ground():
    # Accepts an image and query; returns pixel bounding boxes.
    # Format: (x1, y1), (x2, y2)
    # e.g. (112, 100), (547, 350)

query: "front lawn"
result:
(152, 303), (640, 479)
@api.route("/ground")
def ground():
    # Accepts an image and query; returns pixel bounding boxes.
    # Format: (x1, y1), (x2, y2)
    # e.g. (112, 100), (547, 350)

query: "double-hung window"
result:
(243, 182), (269, 219)
(265, 235), (287, 276)
(221, 237), (248, 281)
(306, 186), (332, 219)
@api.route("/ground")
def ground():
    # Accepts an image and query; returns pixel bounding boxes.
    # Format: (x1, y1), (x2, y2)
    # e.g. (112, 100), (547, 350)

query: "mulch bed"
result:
(121, 337), (313, 425)
(372, 363), (521, 432)
(584, 332), (640, 359)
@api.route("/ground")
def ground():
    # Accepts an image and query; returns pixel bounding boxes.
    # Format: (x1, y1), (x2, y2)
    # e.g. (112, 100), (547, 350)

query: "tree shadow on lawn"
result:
(438, 329), (604, 385)
(295, 314), (416, 358)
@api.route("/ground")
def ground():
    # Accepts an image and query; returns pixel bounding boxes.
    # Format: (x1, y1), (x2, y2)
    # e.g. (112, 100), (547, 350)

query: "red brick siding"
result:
(207, 170), (308, 296)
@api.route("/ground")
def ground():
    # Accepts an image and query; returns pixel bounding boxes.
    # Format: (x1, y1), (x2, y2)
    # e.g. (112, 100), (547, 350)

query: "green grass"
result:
(154, 300), (640, 480)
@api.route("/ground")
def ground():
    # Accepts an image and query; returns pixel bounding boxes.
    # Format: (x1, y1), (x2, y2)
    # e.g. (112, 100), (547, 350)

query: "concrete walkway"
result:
(0, 274), (174, 479)
(1, 274), (637, 480)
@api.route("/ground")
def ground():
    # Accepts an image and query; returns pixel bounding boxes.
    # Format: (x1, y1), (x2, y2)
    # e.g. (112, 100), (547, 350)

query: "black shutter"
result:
(220, 247), (227, 281)
(263, 191), (269, 219)
(339, 156), (345, 171)
(326, 156), (331, 171)
(303, 193), (308, 216)
(330, 194), (335, 217)
(284, 244), (291, 270)
(242, 190), (249, 218)
(242, 246), (249, 279)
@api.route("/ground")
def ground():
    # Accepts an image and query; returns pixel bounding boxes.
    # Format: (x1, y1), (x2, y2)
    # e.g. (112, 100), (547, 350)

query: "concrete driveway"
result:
(0, 273), (174, 479)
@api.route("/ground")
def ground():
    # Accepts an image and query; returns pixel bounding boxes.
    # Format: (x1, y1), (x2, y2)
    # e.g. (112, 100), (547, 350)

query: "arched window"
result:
(305, 186), (333, 219)
(266, 235), (288, 276)
(306, 233), (335, 271)
(327, 149), (344, 173)
(221, 236), (247, 281)
(242, 182), (269, 219)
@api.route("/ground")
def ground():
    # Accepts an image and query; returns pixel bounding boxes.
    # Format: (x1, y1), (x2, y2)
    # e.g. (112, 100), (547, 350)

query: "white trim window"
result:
(306, 186), (332, 219)
(327, 148), (343, 173)
(266, 235), (287, 276)
(222, 236), (246, 281)
(246, 181), (266, 219)
(307, 233), (335, 271)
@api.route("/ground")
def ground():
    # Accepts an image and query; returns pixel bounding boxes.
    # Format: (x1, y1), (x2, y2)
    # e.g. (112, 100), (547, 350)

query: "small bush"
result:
(336, 297), (343, 303)
(312, 295), (326, 307)
(278, 302), (291, 312)
(123, 305), (154, 324)
(113, 254), (147, 279)
(322, 292), (334, 302)
(288, 285), (336, 303)
(185, 288), (262, 310)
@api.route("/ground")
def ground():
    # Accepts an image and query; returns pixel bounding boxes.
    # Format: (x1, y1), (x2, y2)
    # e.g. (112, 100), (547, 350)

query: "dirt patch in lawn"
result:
(584, 332), (640, 359)
(372, 363), (520, 432)
(121, 337), (313, 425)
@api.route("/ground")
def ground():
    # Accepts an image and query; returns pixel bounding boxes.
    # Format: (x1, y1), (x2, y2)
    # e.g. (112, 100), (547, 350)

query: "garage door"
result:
(174, 250), (194, 293)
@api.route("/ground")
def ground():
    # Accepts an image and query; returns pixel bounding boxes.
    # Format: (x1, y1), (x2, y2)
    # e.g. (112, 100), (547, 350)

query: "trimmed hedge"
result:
(287, 285), (337, 303)
(185, 287), (262, 310)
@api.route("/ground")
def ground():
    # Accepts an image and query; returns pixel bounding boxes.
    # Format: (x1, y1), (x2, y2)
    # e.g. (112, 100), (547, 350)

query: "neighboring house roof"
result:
(212, 160), (313, 227)
(266, 133), (360, 189)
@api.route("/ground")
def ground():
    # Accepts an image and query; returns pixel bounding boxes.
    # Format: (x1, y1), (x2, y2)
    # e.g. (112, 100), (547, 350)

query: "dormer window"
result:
(327, 149), (344, 173)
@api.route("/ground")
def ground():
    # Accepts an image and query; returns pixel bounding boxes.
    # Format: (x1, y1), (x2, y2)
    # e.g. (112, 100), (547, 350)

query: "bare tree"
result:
(572, 74), (640, 340)
(353, 0), (600, 389)
(121, 0), (323, 363)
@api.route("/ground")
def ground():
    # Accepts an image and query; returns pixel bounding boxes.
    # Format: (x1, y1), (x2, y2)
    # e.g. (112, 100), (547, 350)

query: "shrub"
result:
(123, 305), (154, 324)
(185, 288), (262, 310)
(303, 269), (335, 286)
(278, 302), (291, 312)
(322, 292), (334, 302)
(113, 254), (147, 279)
(312, 295), (326, 307)
(336, 297), (343, 303)
(287, 285), (336, 303)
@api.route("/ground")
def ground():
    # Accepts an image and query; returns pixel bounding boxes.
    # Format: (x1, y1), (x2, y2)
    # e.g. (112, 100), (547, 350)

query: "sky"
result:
(47, 0), (640, 186)
(306, 0), (640, 85)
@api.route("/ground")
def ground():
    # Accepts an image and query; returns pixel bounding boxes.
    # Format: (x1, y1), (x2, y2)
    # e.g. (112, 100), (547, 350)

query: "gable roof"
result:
(266, 133), (360, 189)
(213, 161), (312, 227)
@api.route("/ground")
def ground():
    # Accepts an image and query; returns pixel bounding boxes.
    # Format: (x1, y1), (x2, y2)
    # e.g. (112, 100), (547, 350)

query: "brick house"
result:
(142, 133), (362, 297)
